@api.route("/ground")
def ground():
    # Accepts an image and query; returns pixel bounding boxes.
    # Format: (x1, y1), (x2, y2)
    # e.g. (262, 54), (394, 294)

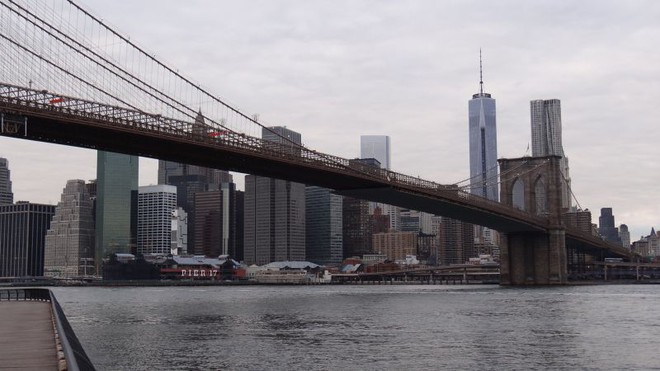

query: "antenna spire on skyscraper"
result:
(479, 48), (484, 95)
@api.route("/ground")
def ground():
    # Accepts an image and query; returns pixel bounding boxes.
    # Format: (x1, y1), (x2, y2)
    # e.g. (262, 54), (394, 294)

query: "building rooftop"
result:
(263, 261), (320, 270)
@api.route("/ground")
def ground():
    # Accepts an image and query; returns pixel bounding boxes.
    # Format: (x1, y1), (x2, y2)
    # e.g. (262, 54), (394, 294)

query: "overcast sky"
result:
(1, 0), (658, 240)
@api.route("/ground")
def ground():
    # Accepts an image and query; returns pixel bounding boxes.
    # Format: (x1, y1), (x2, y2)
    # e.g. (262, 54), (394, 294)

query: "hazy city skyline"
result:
(0, 0), (657, 240)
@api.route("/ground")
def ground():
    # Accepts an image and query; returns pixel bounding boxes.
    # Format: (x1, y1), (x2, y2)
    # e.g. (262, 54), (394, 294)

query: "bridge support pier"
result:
(500, 228), (567, 285)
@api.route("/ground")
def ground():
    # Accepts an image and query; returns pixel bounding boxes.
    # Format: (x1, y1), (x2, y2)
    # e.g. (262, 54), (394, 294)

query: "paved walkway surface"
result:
(0, 301), (59, 370)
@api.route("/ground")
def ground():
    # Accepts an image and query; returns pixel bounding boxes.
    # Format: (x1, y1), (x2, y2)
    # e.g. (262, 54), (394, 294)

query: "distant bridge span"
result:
(0, 83), (630, 262)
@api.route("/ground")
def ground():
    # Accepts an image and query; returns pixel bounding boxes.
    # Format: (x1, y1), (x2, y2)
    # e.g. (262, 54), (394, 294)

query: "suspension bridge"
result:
(0, 0), (631, 285)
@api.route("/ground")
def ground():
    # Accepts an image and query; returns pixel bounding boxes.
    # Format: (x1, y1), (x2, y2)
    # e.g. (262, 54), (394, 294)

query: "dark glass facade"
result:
(96, 151), (138, 268)
(0, 202), (55, 277)
(305, 186), (343, 265)
(599, 208), (621, 244)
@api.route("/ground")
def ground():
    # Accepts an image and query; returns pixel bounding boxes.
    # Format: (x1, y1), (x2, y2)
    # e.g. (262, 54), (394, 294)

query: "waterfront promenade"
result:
(0, 301), (60, 370)
(0, 288), (95, 370)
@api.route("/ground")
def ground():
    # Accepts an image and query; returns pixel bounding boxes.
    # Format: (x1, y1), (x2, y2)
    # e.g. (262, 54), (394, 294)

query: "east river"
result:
(52, 284), (660, 370)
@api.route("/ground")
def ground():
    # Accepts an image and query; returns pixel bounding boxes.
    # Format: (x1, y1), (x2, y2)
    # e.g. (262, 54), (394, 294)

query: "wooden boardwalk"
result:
(0, 301), (59, 370)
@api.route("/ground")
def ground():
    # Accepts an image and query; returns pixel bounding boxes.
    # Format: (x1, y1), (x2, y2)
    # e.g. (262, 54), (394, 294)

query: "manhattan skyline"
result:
(0, 0), (657, 240)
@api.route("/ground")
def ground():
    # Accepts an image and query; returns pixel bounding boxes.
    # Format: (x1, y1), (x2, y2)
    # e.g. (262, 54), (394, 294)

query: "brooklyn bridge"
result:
(0, 0), (632, 285)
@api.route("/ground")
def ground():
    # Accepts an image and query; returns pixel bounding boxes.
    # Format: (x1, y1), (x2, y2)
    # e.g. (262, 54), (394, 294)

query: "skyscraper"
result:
(0, 202), (55, 277)
(44, 180), (95, 278)
(439, 217), (474, 265)
(598, 207), (621, 244)
(342, 160), (389, 259)
(360, 135), (391, 170)
(96, 151), (138, 268)
(158, 112), (233, 253)
(137, 185), (177, 255)
(244, 126), (306, 265)
(193, 182), (239, 258)
(399, 209), (433, 234)
(468, 52), (497, 250)
(306, 186), (343, 265)
(619, 224), (631, 249)
(468, 52), (498, 201)
(0, 157), (13, 205)
(359, 136), (399, 230)
(530, 99), (572, 209)
(159, 160), (232, 253)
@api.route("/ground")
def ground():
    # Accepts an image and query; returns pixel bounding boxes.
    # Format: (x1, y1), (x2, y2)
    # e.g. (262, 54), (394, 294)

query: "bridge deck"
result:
(0, 301), (59, 370)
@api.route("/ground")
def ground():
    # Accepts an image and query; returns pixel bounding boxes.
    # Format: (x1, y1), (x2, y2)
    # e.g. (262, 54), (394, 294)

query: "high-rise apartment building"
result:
(44, 180), (95, 278)
(96, 151), (138, 268)
(244, 126), (306, 265)
(137, 185), (177, 255)
(342, 195), (372, 259)
(373, 231), (418, 261)
(468, 54), (498, 201)
(439, 217), (474, 265)
(0, 157), (13, 205)
(306, 186), (343, 265)
(0, 202), (55, 277)
(530, 99), (572, 209)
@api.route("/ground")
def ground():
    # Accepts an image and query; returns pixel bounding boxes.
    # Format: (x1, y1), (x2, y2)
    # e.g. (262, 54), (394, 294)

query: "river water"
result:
(52, 284), (660, 370)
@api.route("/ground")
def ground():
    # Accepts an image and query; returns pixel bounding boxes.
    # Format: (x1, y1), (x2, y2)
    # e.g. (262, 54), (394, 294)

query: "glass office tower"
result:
(468, 57), (498, 201)
(95, 151), (138, 270)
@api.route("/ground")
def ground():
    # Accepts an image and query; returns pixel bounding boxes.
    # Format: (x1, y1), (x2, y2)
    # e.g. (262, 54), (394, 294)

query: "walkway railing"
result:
(0, 288), (96, 371)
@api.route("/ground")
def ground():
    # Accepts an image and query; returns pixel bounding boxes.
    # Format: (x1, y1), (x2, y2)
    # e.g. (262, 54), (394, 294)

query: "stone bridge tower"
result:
(498, 155), (567, 285)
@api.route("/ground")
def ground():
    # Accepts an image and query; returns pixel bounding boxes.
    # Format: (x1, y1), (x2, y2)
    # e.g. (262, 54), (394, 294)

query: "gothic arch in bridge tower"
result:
(533, 175), (547, 216)
(511, 178), (525, 210)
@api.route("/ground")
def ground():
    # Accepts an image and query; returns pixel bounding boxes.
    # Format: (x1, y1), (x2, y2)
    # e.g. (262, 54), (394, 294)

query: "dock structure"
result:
(0, 288), (95, 371)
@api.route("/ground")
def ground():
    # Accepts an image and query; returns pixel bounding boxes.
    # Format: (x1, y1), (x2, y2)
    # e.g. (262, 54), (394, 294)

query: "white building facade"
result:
(138, 184), (177, 255)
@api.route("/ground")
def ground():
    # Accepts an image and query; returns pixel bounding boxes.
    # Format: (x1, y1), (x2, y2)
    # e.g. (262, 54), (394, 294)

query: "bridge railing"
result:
(0, 288), (96, 371)
(0, 82), (548, 227)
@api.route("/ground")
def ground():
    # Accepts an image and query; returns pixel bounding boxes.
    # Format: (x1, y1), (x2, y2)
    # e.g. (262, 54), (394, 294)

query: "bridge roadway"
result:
(0, 83), (630, 258)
